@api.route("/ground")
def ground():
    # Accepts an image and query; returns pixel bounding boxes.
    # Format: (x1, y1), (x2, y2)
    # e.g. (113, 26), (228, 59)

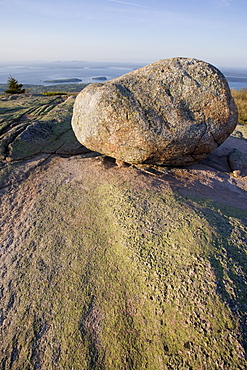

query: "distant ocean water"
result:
(0, 61), (247, 90)
(0, 61), (143, 86)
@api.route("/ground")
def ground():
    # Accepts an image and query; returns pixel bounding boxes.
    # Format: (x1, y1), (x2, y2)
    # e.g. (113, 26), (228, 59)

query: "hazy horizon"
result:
(0, 59), (246, 71)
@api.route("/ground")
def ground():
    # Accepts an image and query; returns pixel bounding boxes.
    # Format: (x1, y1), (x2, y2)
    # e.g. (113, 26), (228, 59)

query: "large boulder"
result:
(72, 57), (238, 166)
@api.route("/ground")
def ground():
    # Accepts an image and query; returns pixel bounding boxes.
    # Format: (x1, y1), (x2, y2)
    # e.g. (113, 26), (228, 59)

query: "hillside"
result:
(0, 93), (247, 369)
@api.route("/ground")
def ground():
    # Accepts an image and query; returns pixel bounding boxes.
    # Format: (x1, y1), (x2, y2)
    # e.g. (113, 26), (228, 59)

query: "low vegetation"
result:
(42, 92), (69, 96)
(231, 88), (247, 124)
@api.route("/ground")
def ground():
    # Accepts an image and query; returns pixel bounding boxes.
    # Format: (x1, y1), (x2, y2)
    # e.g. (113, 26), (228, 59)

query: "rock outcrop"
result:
(1, 93), (247, 369)
(0, 94), (88, 161)
(72, 57), (238, 165)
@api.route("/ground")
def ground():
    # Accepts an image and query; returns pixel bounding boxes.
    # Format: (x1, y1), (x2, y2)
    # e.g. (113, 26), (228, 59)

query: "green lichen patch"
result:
(1, 157), (246, 369)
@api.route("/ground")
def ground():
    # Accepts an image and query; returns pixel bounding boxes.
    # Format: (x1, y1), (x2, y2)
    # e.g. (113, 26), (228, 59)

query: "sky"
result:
(0, 0), (247, 68)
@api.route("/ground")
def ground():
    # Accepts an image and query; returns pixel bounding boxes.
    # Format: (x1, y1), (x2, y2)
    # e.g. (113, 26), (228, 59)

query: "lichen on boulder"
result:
(72, 57), (238, 166)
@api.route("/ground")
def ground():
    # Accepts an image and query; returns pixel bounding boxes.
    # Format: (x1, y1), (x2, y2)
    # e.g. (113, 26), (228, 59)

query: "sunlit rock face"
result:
(72, 57), (237, 166)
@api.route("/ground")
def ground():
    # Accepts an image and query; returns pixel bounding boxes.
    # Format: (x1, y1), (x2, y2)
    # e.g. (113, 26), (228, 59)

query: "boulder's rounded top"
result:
(111, 57), (228, 92)
(72, 57), (237, 166)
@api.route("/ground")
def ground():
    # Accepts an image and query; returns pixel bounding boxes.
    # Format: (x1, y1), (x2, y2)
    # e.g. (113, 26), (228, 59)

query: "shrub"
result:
(5, 76), (25, 95)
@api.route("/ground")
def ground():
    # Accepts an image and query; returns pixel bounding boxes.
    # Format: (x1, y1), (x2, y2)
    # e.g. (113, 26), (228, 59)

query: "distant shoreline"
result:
(43, 78), (82, 83)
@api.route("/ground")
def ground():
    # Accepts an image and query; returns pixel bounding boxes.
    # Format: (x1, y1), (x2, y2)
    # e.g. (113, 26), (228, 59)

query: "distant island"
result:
(43, 78), (82, 83)
(92, 76), (107, 81)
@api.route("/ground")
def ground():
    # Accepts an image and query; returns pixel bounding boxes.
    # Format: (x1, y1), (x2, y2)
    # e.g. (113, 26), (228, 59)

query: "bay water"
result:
(0, 61), (247, 90)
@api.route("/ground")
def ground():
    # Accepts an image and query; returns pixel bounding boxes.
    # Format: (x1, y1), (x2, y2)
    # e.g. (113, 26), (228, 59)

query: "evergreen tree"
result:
(5, 76), (25, 94)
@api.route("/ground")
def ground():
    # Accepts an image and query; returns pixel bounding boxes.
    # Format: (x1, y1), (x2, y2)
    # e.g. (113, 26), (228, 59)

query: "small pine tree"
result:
(5, 76), (25, 95)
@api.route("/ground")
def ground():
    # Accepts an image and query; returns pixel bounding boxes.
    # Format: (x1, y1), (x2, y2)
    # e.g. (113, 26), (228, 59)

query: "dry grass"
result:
(232, 88), (247, 125)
